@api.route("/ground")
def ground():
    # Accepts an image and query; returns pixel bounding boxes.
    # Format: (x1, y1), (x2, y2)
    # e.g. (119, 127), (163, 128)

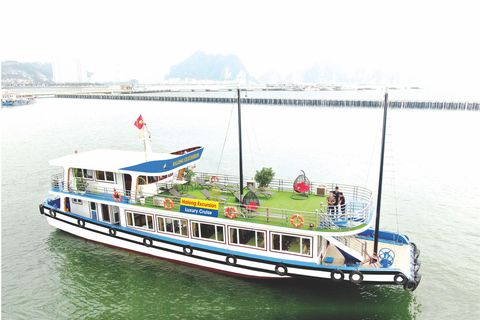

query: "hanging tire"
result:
(404, 279), (418, 291)
(275, 263), (288, 276)
(143, 237), (153, 247)
(77, 219), (85, 228)
(49, 208), (56, 218)
(349, 271), (364, 284)
(394, 273), (407, 285)
(39, 204), (44, 215)
(109, 227), (116, 236)
(226, 254), (237, 265)
(183, 245), (193, 256)
(411, 242), (420, 259)
(331, 269), (344, 282)
(414, 273), (422, 286)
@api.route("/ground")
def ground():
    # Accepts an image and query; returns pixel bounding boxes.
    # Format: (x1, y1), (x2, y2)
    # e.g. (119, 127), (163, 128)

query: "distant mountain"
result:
(1, 61), (53, 84)
(165, 51), (252, 81)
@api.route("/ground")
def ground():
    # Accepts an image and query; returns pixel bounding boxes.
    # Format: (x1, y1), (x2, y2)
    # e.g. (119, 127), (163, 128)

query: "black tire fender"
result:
(349, 270), (364, 284)
(183, 245), (193, 256)
(331, 269), (344, 282)
(226, 254), (237, 265)
(275, 263), (288, 276)
(77, 218), (85, 228)
(404, 279), (418, 291)
(394, 272), (407, 285)
(143, 237), (153, 247)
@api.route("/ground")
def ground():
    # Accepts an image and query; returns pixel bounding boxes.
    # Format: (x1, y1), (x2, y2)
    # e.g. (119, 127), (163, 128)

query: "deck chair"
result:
(201, 189), (228, 202)
(169, 188), (196, 199)
(247, 185), (274, 199)
(195, 177), (213, 189)
(214, 182), (239, 195)
(292, 170), (310, 200)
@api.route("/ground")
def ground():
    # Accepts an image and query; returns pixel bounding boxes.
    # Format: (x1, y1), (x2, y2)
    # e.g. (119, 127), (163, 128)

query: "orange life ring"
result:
(164, 198), (174, 210)
(224, 206), (237, 219)
(291, 214), (304, 228)
(113, 191), (122, 202)
(210, 176), (220, 183)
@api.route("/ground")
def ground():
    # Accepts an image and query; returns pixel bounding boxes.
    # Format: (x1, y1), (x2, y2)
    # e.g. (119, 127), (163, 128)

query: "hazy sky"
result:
(3, 0), (479, 88)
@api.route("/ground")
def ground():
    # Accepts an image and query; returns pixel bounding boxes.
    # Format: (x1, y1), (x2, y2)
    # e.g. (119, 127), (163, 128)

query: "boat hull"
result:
(40, 203), (417, 288)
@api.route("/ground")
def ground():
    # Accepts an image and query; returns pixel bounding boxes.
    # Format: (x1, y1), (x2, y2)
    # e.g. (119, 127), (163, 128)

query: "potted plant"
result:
(254, 167), (275, 190)
(73, 168), (88, 194)
(184, 168), (195, 183)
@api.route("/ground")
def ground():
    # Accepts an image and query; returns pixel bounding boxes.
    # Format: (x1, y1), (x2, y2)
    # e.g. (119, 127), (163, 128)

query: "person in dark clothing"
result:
(338, 192), (346, 217)
(333, 186), (340, 215)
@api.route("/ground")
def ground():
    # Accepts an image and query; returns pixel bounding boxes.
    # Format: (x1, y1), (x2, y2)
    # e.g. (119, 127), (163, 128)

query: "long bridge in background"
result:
(53, 90), (479, 111)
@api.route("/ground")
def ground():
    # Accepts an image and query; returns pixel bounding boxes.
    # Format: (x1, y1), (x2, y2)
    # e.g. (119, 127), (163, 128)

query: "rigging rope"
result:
(216, 92), (237, 175)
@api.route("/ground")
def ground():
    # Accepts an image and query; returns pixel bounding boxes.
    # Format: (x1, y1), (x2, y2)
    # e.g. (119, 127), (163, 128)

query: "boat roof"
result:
(49, 148), (203, 175)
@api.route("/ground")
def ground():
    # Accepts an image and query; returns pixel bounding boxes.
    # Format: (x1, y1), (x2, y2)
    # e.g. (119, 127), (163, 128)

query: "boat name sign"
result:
(180, 198), (219, 217)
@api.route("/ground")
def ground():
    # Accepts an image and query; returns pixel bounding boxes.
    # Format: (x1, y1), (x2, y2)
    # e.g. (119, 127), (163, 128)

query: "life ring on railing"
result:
(210, 176), (220, 183)
(164, 198), (174, 210)
(290, 214), (304, 228)
(224, 206), (237, 219)
(113, 191), (122, 202)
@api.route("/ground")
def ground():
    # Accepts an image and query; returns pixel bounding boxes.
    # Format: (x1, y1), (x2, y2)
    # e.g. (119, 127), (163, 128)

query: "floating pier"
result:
(54, 93), (479, 111)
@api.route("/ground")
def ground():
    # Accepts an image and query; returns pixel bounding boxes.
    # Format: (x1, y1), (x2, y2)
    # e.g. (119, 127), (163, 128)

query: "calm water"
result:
(2, 92), (480, 319)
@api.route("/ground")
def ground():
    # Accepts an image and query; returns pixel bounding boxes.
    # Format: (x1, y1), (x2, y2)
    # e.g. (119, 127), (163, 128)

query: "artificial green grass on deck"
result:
(133, 187), (371, 232)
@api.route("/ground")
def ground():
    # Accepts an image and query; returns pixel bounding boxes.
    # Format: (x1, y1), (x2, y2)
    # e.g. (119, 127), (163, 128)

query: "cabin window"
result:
(157, 216), (188, 236)
(96, 170), (115, 182)
(72, 198), (83, 205)
(73, 168), (93, 180)
(126, 211), (154, 230)
(271, 233), (311, 256)
(229, 227), (265, 249)
(112, 206), (120, 225)
(192, 222), (224, 242)
(83, 169), (93, 179)
(148, 176), (159, 184)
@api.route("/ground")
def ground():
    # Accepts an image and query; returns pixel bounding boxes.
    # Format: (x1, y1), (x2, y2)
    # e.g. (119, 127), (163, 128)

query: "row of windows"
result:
(125, 211), (311, 256)
(74, 168), (115, 183)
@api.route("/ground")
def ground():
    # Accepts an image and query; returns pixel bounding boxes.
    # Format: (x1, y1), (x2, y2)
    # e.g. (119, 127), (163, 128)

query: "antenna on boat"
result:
(373, 89), (389, 258)
(237, 87), (244, 196)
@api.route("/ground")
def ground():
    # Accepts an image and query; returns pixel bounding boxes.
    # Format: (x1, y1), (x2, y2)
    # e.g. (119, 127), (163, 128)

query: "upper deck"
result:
(49, 170), (374, 234)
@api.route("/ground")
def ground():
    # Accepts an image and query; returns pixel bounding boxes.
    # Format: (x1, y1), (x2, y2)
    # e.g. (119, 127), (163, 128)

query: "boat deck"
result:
(323, 237), (412, 275)
(137, 180), (372, 232)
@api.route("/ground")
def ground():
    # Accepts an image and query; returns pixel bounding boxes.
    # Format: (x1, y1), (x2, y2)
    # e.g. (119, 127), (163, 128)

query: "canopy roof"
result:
(49, 147), (203, 175)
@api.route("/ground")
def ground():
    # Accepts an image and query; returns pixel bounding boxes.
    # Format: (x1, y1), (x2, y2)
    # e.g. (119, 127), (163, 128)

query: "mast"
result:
(140, 125), (153, 162)
(237, 88), (244, 196)
(373, 90), (389, 256)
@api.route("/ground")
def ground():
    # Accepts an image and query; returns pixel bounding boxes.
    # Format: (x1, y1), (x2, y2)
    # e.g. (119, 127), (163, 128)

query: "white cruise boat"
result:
(39, 92), (421, 291)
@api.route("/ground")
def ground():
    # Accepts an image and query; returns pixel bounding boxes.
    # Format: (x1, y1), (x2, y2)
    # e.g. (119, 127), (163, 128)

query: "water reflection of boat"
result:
(40, 90), (421, 291)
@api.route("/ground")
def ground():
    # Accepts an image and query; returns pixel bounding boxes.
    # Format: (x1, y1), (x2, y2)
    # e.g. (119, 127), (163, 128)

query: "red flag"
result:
(134, 115), (145, 129)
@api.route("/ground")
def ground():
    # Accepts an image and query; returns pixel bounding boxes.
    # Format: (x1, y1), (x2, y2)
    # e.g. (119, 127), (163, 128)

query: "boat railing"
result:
(50, 173), (134, 203)
(334, 235), (369, 259)
(195, 172), (373, 203)
(49, 172), (373, 231)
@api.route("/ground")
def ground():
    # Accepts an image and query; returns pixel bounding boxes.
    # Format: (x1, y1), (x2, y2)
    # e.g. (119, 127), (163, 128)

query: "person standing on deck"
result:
(327, 191), (336, 216)
(338, 192), (346, 217)
(333, 186), (340, 215)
